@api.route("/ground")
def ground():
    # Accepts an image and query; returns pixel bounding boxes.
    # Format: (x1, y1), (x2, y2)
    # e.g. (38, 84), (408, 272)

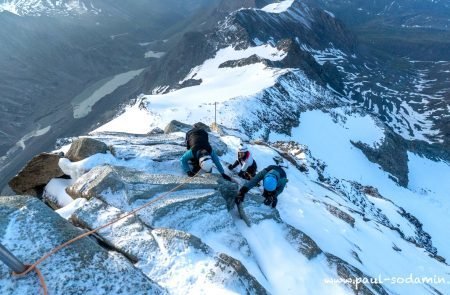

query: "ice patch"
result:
(72, 69), (144, 119)
(16, 125), (51, 150)
(145, 51), (166, 59)
(56, 198), (88, 220)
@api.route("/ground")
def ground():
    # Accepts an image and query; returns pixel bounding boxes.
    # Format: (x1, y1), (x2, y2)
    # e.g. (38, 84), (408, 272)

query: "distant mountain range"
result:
(1, 0), (448, 192)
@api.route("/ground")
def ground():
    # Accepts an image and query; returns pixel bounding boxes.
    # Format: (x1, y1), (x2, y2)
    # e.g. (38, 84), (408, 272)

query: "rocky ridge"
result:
(4, 120), (449, 294)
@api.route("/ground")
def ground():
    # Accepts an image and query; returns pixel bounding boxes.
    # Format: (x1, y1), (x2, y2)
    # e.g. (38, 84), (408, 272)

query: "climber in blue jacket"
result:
(180, 127), (231, 181)
(235, 165), (287, 208)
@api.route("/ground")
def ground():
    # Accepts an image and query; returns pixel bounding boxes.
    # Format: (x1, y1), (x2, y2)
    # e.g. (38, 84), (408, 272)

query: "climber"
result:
(227, 144), (257, 180)
(235, 164), (288, 208)
(181, 126), (231, 181)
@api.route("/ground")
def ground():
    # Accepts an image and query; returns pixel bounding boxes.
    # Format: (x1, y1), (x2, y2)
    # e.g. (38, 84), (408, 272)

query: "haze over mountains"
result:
(0, 1), (448, 195)
(0, 0), (222, 192)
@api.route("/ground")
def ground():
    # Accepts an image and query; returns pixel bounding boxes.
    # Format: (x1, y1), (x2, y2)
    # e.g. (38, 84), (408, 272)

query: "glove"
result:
(222, 173), (232, 181)
(263, 193), (278, 208)
(238, 170), (245, 178)
(187, 171), (195, 177)
(227, 164), (234, 170)
(271, 196), (278, 208)
(263, 195), (272, 206)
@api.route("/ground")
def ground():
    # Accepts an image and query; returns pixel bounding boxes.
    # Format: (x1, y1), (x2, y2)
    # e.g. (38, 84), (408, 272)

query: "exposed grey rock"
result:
(0, 196), (166, 295)
(178, 78), (202, 88)
(66, 137), (108, 162)
(349, 181), (439, 258)
(110, 144), (186, 161)
(242, 193), (324, 260)
(326, 253), (389, 295)
(66, 165), (126, 200)
(72, 197), (267, 294)
(8, 153), (64, 196)
(209, 133), (229, 156)
(276, 39), (344, 92)
(213, 253), (268, 294)
(147, 127), (165, 135)
(325, 203), (355, 227)
(65, 165), (229, 207)
(286, 224), (322, 260)
(352, 126), (409, 187)
(164, 120), (192, 134)
(219, 54), (270, 68)
(88, 131), (186, 147)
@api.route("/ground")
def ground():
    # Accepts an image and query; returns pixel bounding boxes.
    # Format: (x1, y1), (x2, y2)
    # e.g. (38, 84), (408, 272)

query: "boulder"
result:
(65, 137), (108, 162)
(65, 165), (126, 200)
(164, 120), (192, 134)
(65, 165), (224, 206)
(0, 196), (166, 295)
(8, 153), (64, 196)
(147, 127), (164, 135)
(209, 133), (228, 156)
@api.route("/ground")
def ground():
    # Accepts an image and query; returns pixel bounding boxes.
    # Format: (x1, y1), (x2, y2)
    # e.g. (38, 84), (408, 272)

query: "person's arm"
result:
(211, 150), (225, 174)
(180, 150), (194, 173)
(243, 168), (268, 191)
(275, 178), (288, 197)
(229, 160), (239, 170)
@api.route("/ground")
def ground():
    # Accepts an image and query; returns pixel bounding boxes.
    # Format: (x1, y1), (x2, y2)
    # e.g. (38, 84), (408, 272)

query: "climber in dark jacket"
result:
(227, 144), (257, 180)
(181, 127), (231, 181)
(235, 165), (287, 208)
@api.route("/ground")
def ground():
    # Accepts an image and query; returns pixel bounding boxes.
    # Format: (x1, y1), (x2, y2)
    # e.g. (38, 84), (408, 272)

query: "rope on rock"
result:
(13, 170), (203, 295)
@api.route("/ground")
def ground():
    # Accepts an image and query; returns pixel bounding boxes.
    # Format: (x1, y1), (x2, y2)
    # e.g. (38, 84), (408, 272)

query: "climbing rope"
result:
(13, 170), (203, 295)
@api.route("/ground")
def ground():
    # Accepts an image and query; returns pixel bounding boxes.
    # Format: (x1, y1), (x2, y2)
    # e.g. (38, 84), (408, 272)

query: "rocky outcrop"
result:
(326, 254), (389, 295)
(65, 165), (126, 200)
(66, 164), (231, 205)
(219, 54), (271, 68)
(352, 126), (409, 187)
(8, 153), (64, 196)
(164, 120), (192, 134)
(286, 224), (322, 260)
(277, 39), (344, 92)
(72, 194), (267, 294)
(65, 137), (108, 162)
(0, 196), (166, 295)
(324, 203), (355, 227)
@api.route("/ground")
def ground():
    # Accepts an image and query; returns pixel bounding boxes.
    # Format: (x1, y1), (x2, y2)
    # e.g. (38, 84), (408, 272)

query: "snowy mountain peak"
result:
(0, 0), (99, 16)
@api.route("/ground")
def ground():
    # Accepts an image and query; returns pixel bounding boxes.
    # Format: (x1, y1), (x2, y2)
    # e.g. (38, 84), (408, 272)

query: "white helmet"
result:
(238, 144), (248, 153)
(199, 155), (214, 173)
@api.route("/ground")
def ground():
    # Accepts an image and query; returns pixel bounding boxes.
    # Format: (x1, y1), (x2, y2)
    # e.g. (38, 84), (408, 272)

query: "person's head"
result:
(199, 149), (213, 173)
(263, 174), (278, 193)
(238, 144), (248, 159)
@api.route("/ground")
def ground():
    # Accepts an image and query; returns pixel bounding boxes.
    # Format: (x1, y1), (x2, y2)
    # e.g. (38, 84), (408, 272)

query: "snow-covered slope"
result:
(0, 0), (98, 16)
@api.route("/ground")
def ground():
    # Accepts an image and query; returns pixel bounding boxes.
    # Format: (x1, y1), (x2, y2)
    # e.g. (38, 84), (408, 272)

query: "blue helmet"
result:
(263, 175), (277, 192)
